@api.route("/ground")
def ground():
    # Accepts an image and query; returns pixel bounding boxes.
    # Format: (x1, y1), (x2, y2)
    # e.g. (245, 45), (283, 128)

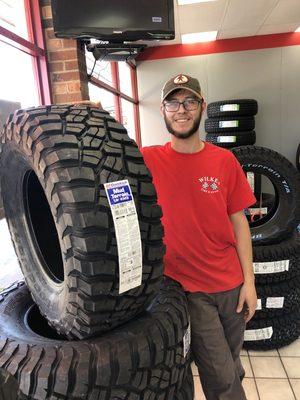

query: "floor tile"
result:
(250, 356), (287, 378)
(281, 357), (300, 379)
(290, 379), (300, 400)
(242, 378), (259, 400)
(256, 378), (295, 400)
(193, 376), (206, 400)
(279, 338), (300, 357)
(248, 349), (279, 357)
(241, 356), (253, 378)
(192, 362), (199, 376)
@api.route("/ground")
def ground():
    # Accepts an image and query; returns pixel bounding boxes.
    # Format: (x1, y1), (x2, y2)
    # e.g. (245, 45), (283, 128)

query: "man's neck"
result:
(170, 134), (204, 154)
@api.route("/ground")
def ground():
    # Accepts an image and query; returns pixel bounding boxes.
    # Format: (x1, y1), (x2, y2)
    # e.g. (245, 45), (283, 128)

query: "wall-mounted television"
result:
(51, 0), (175, 42)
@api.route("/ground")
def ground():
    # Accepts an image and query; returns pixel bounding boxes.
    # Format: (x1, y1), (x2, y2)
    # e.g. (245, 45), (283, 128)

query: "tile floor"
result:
(192, 339), (300, 400)
(1, 218), (299, 400)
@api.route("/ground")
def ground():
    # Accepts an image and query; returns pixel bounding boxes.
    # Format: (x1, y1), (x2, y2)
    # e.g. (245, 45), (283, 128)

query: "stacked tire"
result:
(0, 105), (193, 399)
(231, 146), (300, 351)
(205, 99), (258, 148)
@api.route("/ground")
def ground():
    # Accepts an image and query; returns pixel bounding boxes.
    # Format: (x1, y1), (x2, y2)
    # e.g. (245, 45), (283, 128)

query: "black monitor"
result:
(51, 0), (175, 42)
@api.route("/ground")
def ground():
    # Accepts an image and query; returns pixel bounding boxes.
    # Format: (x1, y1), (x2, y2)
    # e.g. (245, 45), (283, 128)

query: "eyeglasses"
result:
(163, 99), (202, 112)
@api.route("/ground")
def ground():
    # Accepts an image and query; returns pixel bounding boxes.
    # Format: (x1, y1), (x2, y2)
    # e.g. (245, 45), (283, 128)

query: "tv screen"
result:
(51, 0), (175, 42)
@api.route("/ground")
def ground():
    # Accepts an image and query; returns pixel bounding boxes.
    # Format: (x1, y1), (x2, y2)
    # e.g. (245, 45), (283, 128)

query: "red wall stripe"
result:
(138, 32), (300, 61)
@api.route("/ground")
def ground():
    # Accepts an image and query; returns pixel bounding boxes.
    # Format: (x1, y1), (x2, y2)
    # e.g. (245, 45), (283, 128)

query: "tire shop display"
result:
(205, 99), (258, 148)
(0, 280), (192, 399)
(233, 146), (300, 350)
(0, 105), (165, 340)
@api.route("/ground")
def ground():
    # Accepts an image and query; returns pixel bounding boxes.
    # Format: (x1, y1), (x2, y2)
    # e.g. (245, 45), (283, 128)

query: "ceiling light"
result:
(181, 31), (218, 44)
(178, 0), (217, 4)
(295, 27), (300, 32)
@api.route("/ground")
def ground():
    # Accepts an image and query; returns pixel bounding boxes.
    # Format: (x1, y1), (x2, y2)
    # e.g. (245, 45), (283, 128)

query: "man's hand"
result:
(236, 281), (257, 322)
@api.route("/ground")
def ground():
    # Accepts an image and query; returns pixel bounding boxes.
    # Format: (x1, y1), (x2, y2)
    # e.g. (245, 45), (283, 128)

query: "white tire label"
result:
(219, 120), (239, 128)
(253, 260), (290, 274)
(266, 297), (284, 308)
(246, 207), (268, 215)
(217, 136), (236, 143)
(246, 172), (255, 192)
(220, 104), (240, 112)
(104, 180), (143, 294)
(256, 299), (262, 310)
(183, 322), (191, 358)
(244, 327), (273, 341)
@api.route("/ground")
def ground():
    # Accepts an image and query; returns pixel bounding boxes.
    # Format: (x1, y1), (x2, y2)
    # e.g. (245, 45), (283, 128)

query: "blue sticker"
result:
(106, 184), (133, 206)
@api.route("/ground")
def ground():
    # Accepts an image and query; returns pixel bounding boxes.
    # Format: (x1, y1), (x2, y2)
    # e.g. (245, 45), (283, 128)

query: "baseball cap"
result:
(161, 74), (203, 102)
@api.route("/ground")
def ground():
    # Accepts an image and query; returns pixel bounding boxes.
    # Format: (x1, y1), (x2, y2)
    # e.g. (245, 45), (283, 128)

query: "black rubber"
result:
(232, 146), (300, 244)
(296, 143), (300, 172)
(0, 278), (191, 400)
(205, 116), (255, 133)
(254, 276), (300, 319)
(253, 233), (300, 284)
(174, 365), (194, 400)
(0, 368), (26, 400)
(243, 312), (300, 350)
(207, 99), (258, 118)
(205, 131), (256, 148)
(0, 105), (165, 339)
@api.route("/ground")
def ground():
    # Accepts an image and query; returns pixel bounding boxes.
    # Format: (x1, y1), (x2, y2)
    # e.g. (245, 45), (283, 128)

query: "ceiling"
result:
(154, 0), (300, 46)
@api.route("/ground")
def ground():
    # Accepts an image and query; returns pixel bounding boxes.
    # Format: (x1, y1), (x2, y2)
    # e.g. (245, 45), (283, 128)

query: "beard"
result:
(163, 111), (202, 139)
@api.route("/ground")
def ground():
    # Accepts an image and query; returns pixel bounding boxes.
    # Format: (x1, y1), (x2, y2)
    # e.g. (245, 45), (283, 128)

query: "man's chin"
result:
(170, 131), (195, 139)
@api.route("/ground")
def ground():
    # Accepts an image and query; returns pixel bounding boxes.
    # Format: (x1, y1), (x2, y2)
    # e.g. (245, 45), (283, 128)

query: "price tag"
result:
(247, 172), (255, 192)
(220, 104), (240, 112)
(253, 260), (290, 274)
(266, 297), (284, 309)
(219, 120), (239, 128)
(217, 136), (236, 143)
(256, 299), (262, 310)
(244, 327), (273, 341)
(104, 180), (143, 294)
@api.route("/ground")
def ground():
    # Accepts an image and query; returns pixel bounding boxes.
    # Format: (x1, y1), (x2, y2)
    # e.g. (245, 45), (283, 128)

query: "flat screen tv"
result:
(51, 0), (175, 42)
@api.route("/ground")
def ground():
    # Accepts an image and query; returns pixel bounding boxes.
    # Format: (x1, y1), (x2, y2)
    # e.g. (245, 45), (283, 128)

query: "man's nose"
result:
(177, 102), (186, 112)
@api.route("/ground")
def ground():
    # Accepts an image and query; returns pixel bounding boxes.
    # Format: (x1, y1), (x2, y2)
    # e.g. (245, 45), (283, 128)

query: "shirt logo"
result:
(174, 74), (189, 84)
(198, 176), (220, 194)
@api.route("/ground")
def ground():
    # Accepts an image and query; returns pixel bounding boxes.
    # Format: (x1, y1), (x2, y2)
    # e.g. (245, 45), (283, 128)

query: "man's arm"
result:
(229, 210), (257, 322)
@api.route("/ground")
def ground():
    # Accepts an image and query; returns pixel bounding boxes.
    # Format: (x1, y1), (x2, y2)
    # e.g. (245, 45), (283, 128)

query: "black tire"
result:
(0, 368), (26, 400)
(0, 278), (191, 400)
(243, 312), (300, 350)
(205, 131), (256, 148)
(207, 99), (258, 118)
(296, 143), (300, 172)
(174, 365), (194, 400)
(254, 276), (300, 319)
(205, 116), (255, 133)
(0, 105), (165, 339)
(232, 146), (300, 244)
(253, 233), (300, 284)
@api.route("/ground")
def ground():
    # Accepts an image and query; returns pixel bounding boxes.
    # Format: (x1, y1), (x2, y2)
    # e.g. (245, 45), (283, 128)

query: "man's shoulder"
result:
(205, 142), (235, 161)
(141, 144), (167, 157)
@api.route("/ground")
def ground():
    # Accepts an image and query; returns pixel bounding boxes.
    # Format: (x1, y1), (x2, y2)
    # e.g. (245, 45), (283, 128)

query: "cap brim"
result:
(162, 86), (203, 102)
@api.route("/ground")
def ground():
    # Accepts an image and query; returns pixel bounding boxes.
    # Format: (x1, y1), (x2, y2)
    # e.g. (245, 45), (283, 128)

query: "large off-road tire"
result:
(243, 312), (300, 350)
(253, 233), (300, 284)
(207, 99), (258, 118)
(205, 131), (255, 148)
(0, 105), (165, 339)
(232, 146), (300, 244)
(0, 368), (26, 400)
(0, 278), (191, 400)
(205, 116), (255, 133)
(254, 276), (300, 319)
(174, 365), (194, 400)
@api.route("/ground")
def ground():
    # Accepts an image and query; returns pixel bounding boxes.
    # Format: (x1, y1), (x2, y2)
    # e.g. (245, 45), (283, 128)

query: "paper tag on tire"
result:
(244, 327), (273, 341)
(253, 260), (290, 274)
(266, 297), (284, 308)
(220, 104), (240, 112)
(256, 299), (262, 310)
(217, 136), (236, 143)
(246, 172), (255, 192)
(219, 120), (239, 128)
(104, 180), (143, 294)
(183, 323), (191, 358)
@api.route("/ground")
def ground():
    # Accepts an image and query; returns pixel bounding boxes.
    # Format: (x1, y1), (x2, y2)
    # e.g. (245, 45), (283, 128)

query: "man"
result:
(141, 74), (257, 400)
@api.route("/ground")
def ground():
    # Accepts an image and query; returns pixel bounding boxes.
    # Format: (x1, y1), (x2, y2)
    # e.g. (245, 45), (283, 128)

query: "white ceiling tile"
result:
(257, 22), (300, 35)
(264, 0), (300, 24)
(221, 0), (278, 30)
(218, 27), (259, 39)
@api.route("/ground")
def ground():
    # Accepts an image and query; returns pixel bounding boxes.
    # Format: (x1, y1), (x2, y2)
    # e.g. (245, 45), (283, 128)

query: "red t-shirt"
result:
(141, 142), (256, 293)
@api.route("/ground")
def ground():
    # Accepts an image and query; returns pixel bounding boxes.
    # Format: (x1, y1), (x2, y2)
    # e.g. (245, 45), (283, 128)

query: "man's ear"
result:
(201, 100), (207, 113)
(160, 104), (165, 117)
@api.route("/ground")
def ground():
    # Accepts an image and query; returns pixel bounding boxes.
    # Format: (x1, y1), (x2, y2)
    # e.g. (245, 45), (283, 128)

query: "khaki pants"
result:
(187, 285), (247, 400)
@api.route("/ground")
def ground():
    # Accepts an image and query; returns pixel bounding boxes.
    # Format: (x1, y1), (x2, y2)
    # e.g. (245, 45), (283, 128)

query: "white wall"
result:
(137, 45), (300, 165)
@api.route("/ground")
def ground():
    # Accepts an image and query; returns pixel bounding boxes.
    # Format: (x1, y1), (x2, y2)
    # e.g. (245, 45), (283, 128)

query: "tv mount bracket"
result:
(86, 41), (147, 62)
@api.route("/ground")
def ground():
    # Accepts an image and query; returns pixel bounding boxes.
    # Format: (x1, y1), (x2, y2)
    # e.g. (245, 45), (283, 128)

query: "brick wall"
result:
(39, 0), (89, 104)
